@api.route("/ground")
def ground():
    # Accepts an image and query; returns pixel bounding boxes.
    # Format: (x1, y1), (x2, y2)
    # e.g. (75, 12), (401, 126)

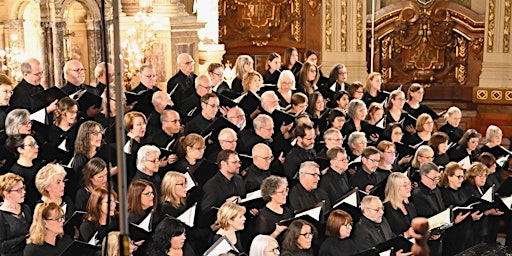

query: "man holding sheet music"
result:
(167, 53), (197, 107)
(10, 58), (58, 113)
(318, 147), (351, 203)
(288, 161), (331, 213)
(410, 162), (444, 256)
(185, 93), (219, 135)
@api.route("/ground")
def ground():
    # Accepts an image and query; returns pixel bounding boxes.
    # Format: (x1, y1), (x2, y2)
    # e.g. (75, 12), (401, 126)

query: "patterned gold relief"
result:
(325, 0), (332, 51)
(340, 0), (347, 52)
(382, 67), (392, 83)
(292, 0), (303, 43)
(356, 0), (363, 51)
(504, 0), (511, 53)
(476, 90), (488, 100)
(491, 90), (502, 101)
(488, 0), (495, 52)
(506, 91), (512, 101)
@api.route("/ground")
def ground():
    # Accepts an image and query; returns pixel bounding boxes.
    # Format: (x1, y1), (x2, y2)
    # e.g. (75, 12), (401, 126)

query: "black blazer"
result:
(383, 201), (417, 235)
(411, 182), (445, 218)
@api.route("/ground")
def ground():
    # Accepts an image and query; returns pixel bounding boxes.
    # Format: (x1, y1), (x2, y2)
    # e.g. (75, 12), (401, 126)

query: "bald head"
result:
(252, 143), (273, 170)
(177, 53), (194, 76)
(64, 60), (85, 86)
(21, 58), (43, 85)
(152, 91), (173, 113)
(218, 128), (238, 150)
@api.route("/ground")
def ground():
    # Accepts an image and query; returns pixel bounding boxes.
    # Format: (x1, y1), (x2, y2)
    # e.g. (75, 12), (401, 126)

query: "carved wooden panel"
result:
(367, 0), (485, 101)
(219, 0), (322, 66)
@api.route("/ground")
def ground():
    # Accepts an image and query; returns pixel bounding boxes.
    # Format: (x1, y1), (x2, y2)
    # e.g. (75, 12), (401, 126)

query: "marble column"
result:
(196, 0), (225, 74)
(53, 21), (66, 87)
(40, 21), (55, 88)
(86, 19), (105, 82)
(322, 0), (368, 83)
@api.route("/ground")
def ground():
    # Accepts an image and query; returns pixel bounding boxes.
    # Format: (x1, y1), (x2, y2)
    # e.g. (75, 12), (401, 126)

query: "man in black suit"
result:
(411, 162), (444, 256)
(318, 146), (350, 203)
(167, 53), (197, 107)
(93, 62), (114, 95)
(200, 149), (246, 213)
(353, 195), (396, 252)
(61, 60), (97, 95)
(132, 64), (160, 93)
(177, 74), (214, 123)
(237, 114), (274, 155)
(284, 122), (317, 179)
(146, 91), (173, 134)
(184, 93), (218, 135)
(288, 161), (331, 213)
(244, 143), (273, 192)
(349, 146), (387, 193)
(10, 58), (57, 113)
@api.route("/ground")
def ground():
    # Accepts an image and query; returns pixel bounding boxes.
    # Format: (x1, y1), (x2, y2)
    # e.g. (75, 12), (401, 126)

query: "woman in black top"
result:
(295, 62), (319, 96)
(428, 132), (450, 167)
(341, 99), (369, 138)
(207, 63), (230, 95)
(79, 187), (118, 245)
(438, 162), (473, 255)
(75, 158), (108, 211)
(437, 107), (464, 144)
(262, 52), (281, 85)
(24, 202), (73, 256)
(448, 129), (481, 163)
(319, 210), (358, 256)
(148, 217), (196, 256)
(402, 113), (433, 147)
(282, 47), (302, 77)
(276, 71), (295, 108)
(256, 176), (292, 240)
(383, 172), (417, 237)
(6, 134), (42, 209)
(281, 219), (317, 256)
(160, 171), (189, 217)
(124, 112), (146, 180)
(34, 164), (75, 220)
(173, 134), (205, 175)
(403, 83), (440, 120)
(231, 55), (254, 95)
(362, 72), (388, 107)
(211, 202), (246, 253)
(0, 173), (33, 256)
(43, 97), (79, 163)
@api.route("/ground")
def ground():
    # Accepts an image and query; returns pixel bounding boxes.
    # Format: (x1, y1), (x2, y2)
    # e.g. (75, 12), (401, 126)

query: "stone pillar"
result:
(196, 0), (225, 74)
(40, 21), (54, 88)
(53, 21), (66, 87)
(3, 19), (25, 51)
(86, 19), (104, 82)
(322, 0), (368, 83)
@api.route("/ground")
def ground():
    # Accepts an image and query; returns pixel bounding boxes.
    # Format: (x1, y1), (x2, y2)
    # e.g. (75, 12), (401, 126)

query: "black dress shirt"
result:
(10, 162), (42, 209)
(383, 201), (417, 236)
(0, 205), (32, 256)
(131, 171), (162, 196)
(283, 146), (316, 179)
(353, 215), (395, 252)
(411, 182), (445, 218)
(167, 70), (197, 106)
(255, 205), (293, 235)
(318, 167), (351, 203)
(185, 113), (215, 135)
(10, 79), (44, 112)
(438, 123), (464, 144)
(288, 183), (331, 213)
(200, 172), (246, 213)
(262, 69), (280, 85)
(23, 234), (73, 256)
(244, 164), (271, 192)
(319, 236), (358, 256)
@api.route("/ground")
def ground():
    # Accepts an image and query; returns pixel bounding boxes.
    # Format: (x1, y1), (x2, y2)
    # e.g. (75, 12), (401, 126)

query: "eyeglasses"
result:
(275, 188), (289, 195)
(267, 247), (280, 255)
(0, 90), (13, 95)
(91, 130), (104, 136)
(23, 141), (38, 148)
(256, 155), (274, 161)
(355, 90), (364, 94)
(9, 186), (26, 193)
(183, 61), (194, 65)
(142, 191), (155, 197)
(384, 150), (397, 154)
(227, 115), (245, 119)
(334, 158), (349, 162)
(198, 84), (214, 90)
(192, 146), (206, 151)
(454, 175), (464, 180)
(21, 120), (32, 126)
(299, 232), (314, 239)
(142, 74), (157, 78)
(176, 182), (188, 187)
(367, 206), (385, 212)
(424, 175), (441, 183)
(302, 172), (320, 178)
(366, 158), (380, 163)
(220, 139), (237, 144)
(30, 71), (45, 76)
(204, 102), (220, 109)
(70, 68), (86, 73)
(326, 138), (343, 142)
(145, 159), (160, 164)
(341, 222), (353, 228)
(45, 216), (65, 222)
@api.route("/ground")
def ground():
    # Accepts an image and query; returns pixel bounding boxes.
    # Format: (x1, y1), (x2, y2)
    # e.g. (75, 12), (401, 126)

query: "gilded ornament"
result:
(340, 0), (347, 52)
(325, 0), (332, 51)
(504, 0), (511, 53)
(356, 0), (363, 51)
(488, 0), (495, 52)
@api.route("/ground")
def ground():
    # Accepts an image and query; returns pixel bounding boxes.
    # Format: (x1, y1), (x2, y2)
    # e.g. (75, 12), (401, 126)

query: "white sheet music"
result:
(177, 203), (196, 227)
(58, 138), (68, 152)
(30, 108), (46, 124)
(184, 172), (196, 192)
(379, 249), (392, 256)
(376, 118), (385, 129)
(204, 236), (238, 256)
(501, 196), (512, 210)
(333, 190), (358, 208)
(295, 205), (322, 222)
(88, 231), (99, 246)
(123, 140), (132, 154)
(427, 208), (452, 232)
(240, 190), (262, 203)
(133, 213), (152, 232)
(348, 155), (362, 166)
(457, 156), (471, 170)
(481, 186), (494, 203)
(497, 155), (509, 167)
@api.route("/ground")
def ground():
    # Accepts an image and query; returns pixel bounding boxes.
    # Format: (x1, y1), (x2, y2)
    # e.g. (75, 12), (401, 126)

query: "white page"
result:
(58, 138), (68, 152)
(458, 156), (471, 170)
(295, 205), (322, 222)
(241, 190), (262, 203)
(133, 213), (152, 232)
(177, 203), (196, 227)
(427, 208), (452, 231)
(184, 172), (196, 192)
(30, 108), (46, 124)
(481, 186), (494, 203)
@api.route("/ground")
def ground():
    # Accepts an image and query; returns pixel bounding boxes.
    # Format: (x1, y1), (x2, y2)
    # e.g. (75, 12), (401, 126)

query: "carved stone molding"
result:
(504, 0), (511, 53)
(325, 0), (332, 51)
(487, 0), (495, 52)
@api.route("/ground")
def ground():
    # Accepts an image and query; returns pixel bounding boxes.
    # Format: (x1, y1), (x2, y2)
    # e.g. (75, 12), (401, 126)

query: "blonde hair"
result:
(365, 72), (381, 93)
(216, 202), (246, 229)
(383, 173), (410, 209)
(27, 202), (64, 245)
(416, 113), (433, 132)
(161, 171), (187, 208)
(0, 173), (24, 199)
(464, 162), (489, 185)
(35, 164), (67, 197)
(102, 231), (121, 256)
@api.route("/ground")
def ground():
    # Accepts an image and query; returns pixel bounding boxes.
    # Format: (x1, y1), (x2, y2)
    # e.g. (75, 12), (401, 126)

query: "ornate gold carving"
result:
(455, 37), (468, 85)
(382, 67), (392, 83)
(340, 0), (347, 52)
(306, 0), (321, 14)
(506, 91), (512, 101)
(491, 90), (503, 101)
(476, 90), (488, 100)
(356, 0), (363, 51)
(325, 0), (332, 51)
(488, 0), (495, 52)
(504, 0), (511, 53)
(292, 0), (303, 42)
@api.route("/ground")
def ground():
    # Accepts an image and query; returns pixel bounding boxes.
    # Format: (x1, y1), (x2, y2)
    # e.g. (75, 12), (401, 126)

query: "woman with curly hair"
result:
(43, 96), (79, 163)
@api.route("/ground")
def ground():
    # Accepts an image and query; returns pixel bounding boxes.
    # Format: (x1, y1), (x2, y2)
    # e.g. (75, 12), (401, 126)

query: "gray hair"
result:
(195, 74), (211, 88)
(218, 128), (237, 141)
(360, 195), (380, 212)
(260, 91), (278, 102)
(260, 175), (288, 201)
(249, 235), (278, 256)
(412, 145), (434, 168)
(485, 125), (502, 141)
(347, 99), (366, 119)
(277, 70), (296, 90)
(253, 114), (273, 130)
(94, 62), (114, 79)
(347, 131), (366, 150)
(323, 128), (342, 141)
(445, 106), (461, 119)
(136, 145), (161, 171)
(419, 162), (439, 176)
(5, 109), (30, 136)
(139, 63), (154, 74)
(299, 161), (320, 174)
(21, 58), (40, 73)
